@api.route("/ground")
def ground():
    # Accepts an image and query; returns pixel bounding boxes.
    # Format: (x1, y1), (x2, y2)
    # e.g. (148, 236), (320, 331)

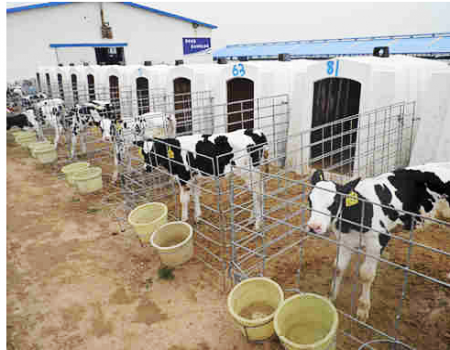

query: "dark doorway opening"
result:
(136, 77), (150, 115)
(57, 74), (64, 100)
(310, 77), (362, 172)
(87, 74), (95, 101)
(45, 73), (52, 97)
(173, 77), (192, 134)
(227, 78), (254, 132)
(71, 74), (79, 104)
(109, 75), (120, 120)
(95, 47), (125, 65)
(36, 73), (41, 92)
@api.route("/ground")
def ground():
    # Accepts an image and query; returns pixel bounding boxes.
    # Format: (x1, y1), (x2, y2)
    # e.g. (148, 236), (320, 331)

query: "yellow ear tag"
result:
(319, 173), (323, 181)
(138, 148), (144, 159)
(116, 122), (122, 131)
(345, 191), (359, 207)
(168, 147), (174, 159)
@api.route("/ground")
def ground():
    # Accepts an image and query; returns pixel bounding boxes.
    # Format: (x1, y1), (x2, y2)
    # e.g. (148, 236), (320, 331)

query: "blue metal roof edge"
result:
(7, 2), (218, 29)
(50, 43), (128, 48)
(7, 2), (73, 14)
(122, 2), (217, 29)
(222, 32), (450, 49)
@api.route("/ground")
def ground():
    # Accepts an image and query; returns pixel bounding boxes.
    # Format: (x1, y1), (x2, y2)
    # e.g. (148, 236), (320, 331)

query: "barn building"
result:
(7, 2), (217, 82)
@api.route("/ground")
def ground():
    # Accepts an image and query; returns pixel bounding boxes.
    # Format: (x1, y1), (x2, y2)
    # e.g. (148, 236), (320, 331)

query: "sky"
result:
(6, 1), (450, 51)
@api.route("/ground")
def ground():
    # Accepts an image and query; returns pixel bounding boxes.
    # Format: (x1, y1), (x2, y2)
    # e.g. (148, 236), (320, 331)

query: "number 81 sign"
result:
(326, 60), (340, 77)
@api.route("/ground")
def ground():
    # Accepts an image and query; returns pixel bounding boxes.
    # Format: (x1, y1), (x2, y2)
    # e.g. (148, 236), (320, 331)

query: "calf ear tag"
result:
(345, 191), (359, 207)
(138, 148), (144, 159)
(168, 147), (174, 159)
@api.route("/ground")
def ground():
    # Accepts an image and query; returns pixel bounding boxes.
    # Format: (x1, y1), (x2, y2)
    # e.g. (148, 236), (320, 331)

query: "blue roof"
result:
(214, 32), (450, 59)
(7, 2), (218, 29)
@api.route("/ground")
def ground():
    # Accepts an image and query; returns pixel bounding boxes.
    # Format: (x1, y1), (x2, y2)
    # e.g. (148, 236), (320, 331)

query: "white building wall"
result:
(7, 2), (213, 82)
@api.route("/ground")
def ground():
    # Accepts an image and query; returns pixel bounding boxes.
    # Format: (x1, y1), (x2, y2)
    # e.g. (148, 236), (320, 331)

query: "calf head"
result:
(307, 169), (361, 234)
(134, 140), (155, 172)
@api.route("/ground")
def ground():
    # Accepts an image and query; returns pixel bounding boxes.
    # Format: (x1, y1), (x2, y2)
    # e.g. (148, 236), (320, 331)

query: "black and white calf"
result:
(25, 98), (66, 148)
(307, 163), (450, 321)
(134, 129), (269, 229)
(100, 112), (177, 182)
(69, 101), (114, 158)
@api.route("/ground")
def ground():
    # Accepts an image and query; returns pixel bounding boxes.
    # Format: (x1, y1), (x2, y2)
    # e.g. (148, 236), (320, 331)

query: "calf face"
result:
(307, 169), (361, 234)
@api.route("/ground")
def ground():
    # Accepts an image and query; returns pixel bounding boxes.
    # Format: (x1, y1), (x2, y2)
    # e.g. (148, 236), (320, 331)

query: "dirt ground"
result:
(6, 143), (267, 350)
(7, 140), (450, 350)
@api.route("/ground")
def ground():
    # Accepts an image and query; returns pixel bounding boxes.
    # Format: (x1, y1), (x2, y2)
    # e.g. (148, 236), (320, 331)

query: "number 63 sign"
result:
(232, 63), (246, 77)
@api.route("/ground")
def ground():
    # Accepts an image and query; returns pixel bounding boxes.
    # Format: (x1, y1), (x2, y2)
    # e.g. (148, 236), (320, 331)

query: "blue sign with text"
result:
(183, 37), (211, 55)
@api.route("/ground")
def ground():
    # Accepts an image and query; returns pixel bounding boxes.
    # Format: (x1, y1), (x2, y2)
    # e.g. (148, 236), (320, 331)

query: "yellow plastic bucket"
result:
(7, 127), (22, 143)
(28, 141), (52, 158)
(61, 162), (90, 186)
(16, 132), (37, 147)
(34, 144), (58, 164)
(150, 222), (194, 267)
(274, 294), (338, 350)
(72, 167), (103, 194)
(13, 131), (31, 143)
(227, 277), (284, 341)
(128, 202), (168, 244)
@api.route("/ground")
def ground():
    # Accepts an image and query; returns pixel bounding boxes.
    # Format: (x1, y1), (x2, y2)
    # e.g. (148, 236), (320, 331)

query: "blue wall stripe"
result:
(49, 43), (128, 48)
(7, 2), (218, 29)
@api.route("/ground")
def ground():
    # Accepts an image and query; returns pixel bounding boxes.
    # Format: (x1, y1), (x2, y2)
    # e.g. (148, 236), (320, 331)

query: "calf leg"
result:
(357, 233), (381, 322)
(81, 132), (87, 154)
(192, 179), (202, 222)
(112, 143), (119, 183)
(53, 125), (60, 149)
(330, 236), (354, 302)
(70, 134), (77, 159)
(180, 184), (191, 222)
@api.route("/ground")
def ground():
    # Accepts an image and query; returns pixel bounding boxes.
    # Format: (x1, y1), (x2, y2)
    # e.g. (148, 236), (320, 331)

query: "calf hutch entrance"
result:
(227, 78), (254, 132)
(136, 77), (150, 115)
(310, 77), (362, 172)
(173, 77), (193, 134)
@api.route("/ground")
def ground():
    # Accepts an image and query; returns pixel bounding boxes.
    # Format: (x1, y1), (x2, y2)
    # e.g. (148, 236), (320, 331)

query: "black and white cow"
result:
(100, 112), (177, 182)
(26, 98), (67, 148)
(134, 129), (270, 228)
(69, 101), (114, 158)
(307, 163), (450, 321)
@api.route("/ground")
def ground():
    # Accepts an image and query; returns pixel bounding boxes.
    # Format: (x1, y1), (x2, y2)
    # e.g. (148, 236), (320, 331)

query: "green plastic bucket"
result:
(274, 294), (338, 350)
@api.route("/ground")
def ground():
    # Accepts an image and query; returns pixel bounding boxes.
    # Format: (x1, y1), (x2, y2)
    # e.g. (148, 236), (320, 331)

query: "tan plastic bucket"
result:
(274, 294), (338, 350)
(128, 202), (168, 244)
(72, 167), (103, 194)
(150, 222), (194, 267)
(28, 141), (52, 158)
(61, 162), (90, 186)
(227, 277), (284, 341)
(34, 144), (58, 164)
